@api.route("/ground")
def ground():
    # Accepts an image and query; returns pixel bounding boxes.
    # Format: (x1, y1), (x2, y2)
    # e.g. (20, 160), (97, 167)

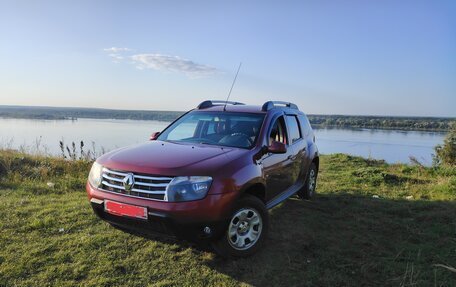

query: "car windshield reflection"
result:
(157, 112), (265, 149)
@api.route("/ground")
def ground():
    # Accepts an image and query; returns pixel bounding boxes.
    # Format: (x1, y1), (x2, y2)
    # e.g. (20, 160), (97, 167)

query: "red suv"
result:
(87, 100), (319, 257)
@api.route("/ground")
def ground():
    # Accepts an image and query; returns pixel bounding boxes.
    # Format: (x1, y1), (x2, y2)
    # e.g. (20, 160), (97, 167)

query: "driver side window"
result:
(269, 116), (288, 145)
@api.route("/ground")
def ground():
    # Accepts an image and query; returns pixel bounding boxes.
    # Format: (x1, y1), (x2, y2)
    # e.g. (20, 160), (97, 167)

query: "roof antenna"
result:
(224, 62), (242, 111)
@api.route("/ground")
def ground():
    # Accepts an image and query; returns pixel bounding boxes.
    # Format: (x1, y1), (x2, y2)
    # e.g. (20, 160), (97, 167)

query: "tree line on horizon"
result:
(0, 105), (454, 132)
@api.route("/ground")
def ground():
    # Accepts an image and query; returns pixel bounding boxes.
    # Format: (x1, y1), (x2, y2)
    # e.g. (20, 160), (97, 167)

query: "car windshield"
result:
(157, 112), (265, 149)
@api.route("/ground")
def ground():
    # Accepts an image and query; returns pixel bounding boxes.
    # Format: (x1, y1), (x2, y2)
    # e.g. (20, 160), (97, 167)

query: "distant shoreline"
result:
(0, 105), (454, 132)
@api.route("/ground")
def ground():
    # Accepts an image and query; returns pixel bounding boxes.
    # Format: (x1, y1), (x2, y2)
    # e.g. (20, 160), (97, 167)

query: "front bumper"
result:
(86, 182), (237, 241)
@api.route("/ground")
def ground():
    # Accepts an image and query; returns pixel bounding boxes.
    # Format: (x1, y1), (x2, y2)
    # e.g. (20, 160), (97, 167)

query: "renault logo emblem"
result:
(123, 173), (135, 192)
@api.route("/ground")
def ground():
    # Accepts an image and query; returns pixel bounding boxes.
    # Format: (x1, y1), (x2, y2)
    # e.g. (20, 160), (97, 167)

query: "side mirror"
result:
(268, 141), (287, 154)
(150, 132), (160, 141)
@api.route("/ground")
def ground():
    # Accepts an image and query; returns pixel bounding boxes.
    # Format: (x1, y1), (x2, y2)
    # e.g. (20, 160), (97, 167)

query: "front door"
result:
(261, 115), (295, 201)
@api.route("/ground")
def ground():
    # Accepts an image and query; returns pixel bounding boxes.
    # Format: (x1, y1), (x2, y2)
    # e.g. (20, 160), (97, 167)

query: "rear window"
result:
(286, 115), (302, 144)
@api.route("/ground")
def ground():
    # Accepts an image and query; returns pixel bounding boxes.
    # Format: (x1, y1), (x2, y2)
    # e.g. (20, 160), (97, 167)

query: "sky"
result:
(0, 0), (455, 117)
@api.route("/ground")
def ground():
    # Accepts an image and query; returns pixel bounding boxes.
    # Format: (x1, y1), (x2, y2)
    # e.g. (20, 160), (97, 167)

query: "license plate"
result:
(104, 200), (148, 220)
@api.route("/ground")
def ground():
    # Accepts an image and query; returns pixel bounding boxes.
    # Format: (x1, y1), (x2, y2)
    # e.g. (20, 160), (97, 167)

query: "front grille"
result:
(100, 168), (173, 201)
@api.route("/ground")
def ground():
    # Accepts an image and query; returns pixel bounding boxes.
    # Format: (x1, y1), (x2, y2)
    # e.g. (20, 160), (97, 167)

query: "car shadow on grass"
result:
(205, 194), (456, 287)
(110, 193), (456, 286)
(109, 222), (215, 254)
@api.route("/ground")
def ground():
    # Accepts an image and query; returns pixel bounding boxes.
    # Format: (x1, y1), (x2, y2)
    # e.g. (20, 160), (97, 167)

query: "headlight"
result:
(88, 162), (103, 188)
(165, 176), (212, 202)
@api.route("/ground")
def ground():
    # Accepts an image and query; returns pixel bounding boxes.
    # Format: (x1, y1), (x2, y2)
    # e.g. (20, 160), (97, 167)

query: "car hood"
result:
(97, 140), (248, 176)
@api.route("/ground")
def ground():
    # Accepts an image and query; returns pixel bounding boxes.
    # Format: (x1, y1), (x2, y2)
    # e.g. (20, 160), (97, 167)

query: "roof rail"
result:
(197, 100), (245, 110)
(262, 101), (299, 111)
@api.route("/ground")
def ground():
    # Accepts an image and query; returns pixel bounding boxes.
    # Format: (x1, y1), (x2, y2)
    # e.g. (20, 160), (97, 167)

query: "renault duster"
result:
(87, 100), (319, 257)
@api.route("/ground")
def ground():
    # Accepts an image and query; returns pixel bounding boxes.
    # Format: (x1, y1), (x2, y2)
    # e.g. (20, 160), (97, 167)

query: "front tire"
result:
(298, 162), (318, 200)
(212, 195), (269, 258)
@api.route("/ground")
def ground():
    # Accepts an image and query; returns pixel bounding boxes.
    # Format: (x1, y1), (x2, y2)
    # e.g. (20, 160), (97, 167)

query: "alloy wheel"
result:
(308, 169), (316, 196)
(227, 208), (263, 250)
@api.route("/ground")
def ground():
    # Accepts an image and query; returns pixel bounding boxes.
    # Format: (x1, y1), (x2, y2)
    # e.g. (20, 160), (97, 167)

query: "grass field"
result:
(0, 151), (455, 286)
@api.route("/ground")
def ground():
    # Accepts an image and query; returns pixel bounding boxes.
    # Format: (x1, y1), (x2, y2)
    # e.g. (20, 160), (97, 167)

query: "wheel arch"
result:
(240, 181), (266, 203)
(312, 155), (319, 171)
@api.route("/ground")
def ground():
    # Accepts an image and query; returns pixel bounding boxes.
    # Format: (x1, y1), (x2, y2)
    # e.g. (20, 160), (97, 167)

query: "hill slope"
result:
(0, 151), (455, 286)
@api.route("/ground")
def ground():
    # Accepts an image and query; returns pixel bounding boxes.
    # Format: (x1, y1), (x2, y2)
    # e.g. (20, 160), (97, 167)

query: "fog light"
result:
(203, 226), (211, 235)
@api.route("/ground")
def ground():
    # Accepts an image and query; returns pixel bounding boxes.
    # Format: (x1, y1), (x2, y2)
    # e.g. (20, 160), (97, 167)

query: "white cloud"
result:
(102, 47), (217, 77)
(103, 47), (132, 53)
(103, 47), (132, 63)
(130, 54), (217, 77)
(108, 53), (124, 63)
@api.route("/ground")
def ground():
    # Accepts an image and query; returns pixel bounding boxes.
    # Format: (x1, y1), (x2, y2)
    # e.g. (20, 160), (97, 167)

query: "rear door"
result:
(285, 115), (306, 186)
(298, 115), (313, 174)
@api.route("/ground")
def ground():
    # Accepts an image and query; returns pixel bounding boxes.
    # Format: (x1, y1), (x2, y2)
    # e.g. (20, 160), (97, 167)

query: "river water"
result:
(0, 118), (446, 165)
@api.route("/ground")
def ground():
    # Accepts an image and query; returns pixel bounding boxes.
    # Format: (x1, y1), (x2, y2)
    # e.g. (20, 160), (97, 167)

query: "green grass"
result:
(0, 151), (455, 286)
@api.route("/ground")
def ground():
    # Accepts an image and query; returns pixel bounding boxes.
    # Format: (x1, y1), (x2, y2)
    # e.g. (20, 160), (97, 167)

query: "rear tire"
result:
(298, 162), (318, 200)
(212, 195), (268, 258)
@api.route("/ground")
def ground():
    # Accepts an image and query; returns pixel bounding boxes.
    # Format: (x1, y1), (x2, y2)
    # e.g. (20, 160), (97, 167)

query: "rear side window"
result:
(298, 115), (312, 137)
(286, 115), (302, 144)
